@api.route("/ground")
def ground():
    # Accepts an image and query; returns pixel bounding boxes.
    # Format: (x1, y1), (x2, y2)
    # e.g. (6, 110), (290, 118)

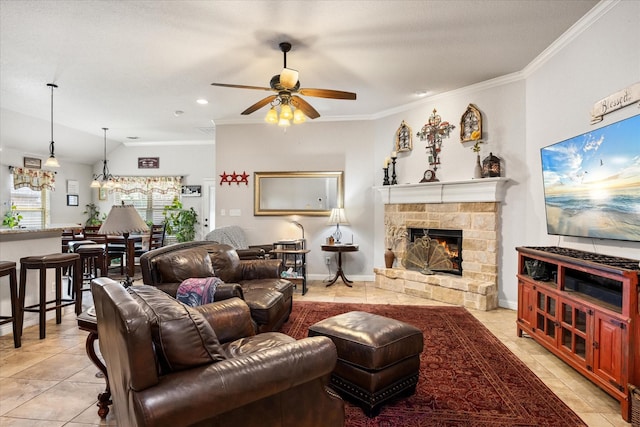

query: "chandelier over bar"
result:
(91, 128), (117, 188)
(43, 83), (60, 168)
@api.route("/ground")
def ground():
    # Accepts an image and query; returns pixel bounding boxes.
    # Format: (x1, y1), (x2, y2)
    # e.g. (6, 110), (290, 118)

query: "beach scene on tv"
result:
(541, 114), (640, 242)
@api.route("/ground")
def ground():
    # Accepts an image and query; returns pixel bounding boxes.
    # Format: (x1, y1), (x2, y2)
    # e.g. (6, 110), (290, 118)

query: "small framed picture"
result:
(67, 194), (79, 206)
(24, 157), (42, 169)
(181, 185), (202, 197)
(98, 187), (108, 201)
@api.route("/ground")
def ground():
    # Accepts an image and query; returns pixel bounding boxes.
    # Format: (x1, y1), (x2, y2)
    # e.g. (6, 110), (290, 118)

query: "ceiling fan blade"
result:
(211, 82), (273, 91)
(291, 96), (320, 119)
(298, 88), (357, 100)
(241, 95), (277, 115)
(280, 68), (299, 89)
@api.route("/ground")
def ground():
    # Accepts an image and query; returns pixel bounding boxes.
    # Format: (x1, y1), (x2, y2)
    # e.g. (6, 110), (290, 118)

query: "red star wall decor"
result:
(219, 171), (250, 186)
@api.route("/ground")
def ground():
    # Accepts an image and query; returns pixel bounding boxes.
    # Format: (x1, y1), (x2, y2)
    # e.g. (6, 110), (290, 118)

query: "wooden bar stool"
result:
(75, 244), (107, 295)
(19, 253), (82, 340)
(0, 261), (20, 348)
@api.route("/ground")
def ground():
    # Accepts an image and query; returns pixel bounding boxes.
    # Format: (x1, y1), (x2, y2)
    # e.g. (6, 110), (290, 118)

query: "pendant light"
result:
(90, 128), (117, 188)
(43, 83), (60, 168)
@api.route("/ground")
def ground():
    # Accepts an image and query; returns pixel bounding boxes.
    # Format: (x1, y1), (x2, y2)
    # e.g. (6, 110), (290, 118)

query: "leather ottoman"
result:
(308, 311), (423, 417)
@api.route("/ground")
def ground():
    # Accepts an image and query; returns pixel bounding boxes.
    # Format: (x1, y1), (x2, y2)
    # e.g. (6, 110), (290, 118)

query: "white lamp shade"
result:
(280, 104), (293, 120)
(44, 155), (60, 168)
(280, 68), (299, 89)
(293, 108), (306, 124)
(99, 204), (149, 235)
(327, 208), (349, 225)
(265, 107), (278, 124)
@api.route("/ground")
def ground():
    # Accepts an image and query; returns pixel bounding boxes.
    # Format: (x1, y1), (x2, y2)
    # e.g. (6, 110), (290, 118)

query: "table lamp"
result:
(328, 208), (349, 244)
(99, 203), (149, 287)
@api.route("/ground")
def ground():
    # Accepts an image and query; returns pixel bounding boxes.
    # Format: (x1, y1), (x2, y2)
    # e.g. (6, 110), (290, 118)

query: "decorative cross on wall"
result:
(416, 109), (455, 179)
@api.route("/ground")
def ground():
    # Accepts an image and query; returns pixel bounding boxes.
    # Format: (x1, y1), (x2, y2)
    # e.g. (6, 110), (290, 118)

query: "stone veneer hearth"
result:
(375, 179), (508, 311)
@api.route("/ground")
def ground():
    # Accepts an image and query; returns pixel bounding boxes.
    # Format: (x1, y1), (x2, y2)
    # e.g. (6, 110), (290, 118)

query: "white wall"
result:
(215, 121), (375, 279)
(524, 0), (640, 261)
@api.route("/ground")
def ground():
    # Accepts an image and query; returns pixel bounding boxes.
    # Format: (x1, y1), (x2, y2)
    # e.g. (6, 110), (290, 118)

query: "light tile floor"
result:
(0, 280), (630, 426)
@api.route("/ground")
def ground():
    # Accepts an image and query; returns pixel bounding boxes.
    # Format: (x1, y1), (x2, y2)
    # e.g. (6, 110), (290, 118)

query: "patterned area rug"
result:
(280, 302), (587, 427)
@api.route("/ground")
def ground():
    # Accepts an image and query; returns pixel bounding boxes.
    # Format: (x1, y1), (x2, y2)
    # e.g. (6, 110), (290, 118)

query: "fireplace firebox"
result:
(408, 228), (463, 275)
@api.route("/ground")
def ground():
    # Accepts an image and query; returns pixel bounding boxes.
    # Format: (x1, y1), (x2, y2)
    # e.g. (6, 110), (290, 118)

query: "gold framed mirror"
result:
(254, 171), (344, 216)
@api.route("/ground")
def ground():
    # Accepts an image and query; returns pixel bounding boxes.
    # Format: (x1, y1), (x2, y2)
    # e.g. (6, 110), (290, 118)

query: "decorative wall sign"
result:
(590, 81), (640, 124)
(138, 157), (160, 169)
(181, 185), (202, 197)
(219, 171), (250, 186)
(460, 104), (482, 143)
(395, 120), (413, 152)
(23, 157), (41, 169)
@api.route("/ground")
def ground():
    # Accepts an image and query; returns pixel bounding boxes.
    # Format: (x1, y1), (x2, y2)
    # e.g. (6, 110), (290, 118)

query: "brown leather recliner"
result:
(91, 278), (344, 427)
(140, 241), (294, 332)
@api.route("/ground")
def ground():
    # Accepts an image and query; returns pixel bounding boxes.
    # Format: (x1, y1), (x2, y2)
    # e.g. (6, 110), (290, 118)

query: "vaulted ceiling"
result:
(0, 0), (598, 165)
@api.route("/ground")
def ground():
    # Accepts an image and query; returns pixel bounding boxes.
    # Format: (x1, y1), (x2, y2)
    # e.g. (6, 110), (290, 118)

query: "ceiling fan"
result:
(211, 42), (357, 121)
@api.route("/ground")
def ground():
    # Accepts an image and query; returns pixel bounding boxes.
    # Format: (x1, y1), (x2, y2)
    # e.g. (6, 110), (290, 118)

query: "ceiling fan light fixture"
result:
(293, 108), (306, 124)
(280, 68), (299, 89)
(280, 103), (293, 120)
(278, 117), (291, 127)
(265, 107), (278, 124)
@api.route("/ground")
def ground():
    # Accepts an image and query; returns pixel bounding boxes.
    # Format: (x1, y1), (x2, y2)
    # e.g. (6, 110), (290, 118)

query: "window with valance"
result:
(112, 176), (183, 224)
(11, 167), (56, 191)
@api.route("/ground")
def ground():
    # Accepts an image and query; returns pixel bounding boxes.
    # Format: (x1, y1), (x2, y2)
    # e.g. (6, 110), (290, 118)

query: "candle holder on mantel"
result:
(383, 167), (390, 185)
(390, 156), (398, 185)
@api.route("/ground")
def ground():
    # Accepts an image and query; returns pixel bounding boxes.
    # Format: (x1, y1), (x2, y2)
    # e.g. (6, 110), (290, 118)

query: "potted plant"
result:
(2, 204), (23, 229)
(83, 203), (104, 226)
(162, 197), (198, 242)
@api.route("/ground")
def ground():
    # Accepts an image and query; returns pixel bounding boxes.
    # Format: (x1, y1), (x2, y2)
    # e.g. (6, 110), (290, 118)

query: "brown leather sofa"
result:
(91, 278), (344, 427)
(140, 241), (294, 332)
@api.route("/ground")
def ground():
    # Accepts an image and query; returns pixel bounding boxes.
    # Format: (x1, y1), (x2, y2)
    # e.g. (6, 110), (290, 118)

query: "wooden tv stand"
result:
(516, 246), (639, 422)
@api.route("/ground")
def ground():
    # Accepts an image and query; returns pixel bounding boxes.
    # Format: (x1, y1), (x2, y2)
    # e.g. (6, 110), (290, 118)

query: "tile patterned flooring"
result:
(0, 280), (630, 426)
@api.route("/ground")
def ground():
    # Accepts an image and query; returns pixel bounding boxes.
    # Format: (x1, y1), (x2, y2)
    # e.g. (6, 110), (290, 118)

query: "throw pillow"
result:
(129, 285), (226, 374)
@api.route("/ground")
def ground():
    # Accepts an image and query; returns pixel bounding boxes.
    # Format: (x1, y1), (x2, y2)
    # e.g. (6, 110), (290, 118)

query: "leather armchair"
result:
(140, 241), (294, 332)
(91, 278), (344, 427)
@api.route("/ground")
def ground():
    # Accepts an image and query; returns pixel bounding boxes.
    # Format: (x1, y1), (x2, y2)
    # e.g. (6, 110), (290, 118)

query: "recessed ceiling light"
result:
(196, 99), (208, 105)
(415, 90), (429, 97)
(174, 110), (184, 116)
(126, 136), (139, 140)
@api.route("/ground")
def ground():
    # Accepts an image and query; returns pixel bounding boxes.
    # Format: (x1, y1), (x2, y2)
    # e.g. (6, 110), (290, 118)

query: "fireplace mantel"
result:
(374, 177), (509, 204)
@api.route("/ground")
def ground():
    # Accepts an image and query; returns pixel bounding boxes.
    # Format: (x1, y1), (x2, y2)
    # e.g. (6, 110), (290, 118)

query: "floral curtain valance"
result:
(12, 167), (56, 191)
(112, 176), (182, 195)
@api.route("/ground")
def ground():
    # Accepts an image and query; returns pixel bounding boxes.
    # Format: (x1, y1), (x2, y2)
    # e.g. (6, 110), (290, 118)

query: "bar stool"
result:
(0, 261), (20, 348)
(19, 253), (82, 340)
(74, 244), (107, 296)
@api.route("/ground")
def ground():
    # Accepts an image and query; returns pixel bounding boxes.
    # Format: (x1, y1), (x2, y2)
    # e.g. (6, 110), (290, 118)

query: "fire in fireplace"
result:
(408, 228), (463, 275)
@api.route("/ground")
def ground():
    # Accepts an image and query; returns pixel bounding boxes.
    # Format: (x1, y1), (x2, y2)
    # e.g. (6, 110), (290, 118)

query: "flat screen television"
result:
(540, 114), (640, 243)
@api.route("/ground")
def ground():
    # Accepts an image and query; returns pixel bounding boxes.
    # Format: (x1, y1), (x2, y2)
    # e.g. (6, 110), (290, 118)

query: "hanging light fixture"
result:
(90, 128), (117, 188)
(263, 94), (307, 127)
(43, 83), (60, 168)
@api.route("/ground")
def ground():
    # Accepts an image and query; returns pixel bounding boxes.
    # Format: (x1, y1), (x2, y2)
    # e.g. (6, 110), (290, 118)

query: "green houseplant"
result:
(162, 197), (198, 242)
(83, 203), (105, 226)
(2, 204), (23, 228)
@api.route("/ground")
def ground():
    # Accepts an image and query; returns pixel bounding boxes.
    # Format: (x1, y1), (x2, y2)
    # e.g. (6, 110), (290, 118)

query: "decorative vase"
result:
(384, 248), (395, 268)
(474, 154), (483, 179)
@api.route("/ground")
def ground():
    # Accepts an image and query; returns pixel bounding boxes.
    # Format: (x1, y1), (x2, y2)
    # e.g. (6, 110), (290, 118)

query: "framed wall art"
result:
(181, 185), (202, 197)
(66, 194), (79, 206)
(98, 187), (108, 201)
(395, 120), (413, 152)
(23, 157), (42, 169)
(460, 104), (482, 143)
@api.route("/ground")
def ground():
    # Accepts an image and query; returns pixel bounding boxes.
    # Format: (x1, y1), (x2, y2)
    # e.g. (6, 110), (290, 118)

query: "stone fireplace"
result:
(375, 179), (507, 311)
(408, 228), (463, 275)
